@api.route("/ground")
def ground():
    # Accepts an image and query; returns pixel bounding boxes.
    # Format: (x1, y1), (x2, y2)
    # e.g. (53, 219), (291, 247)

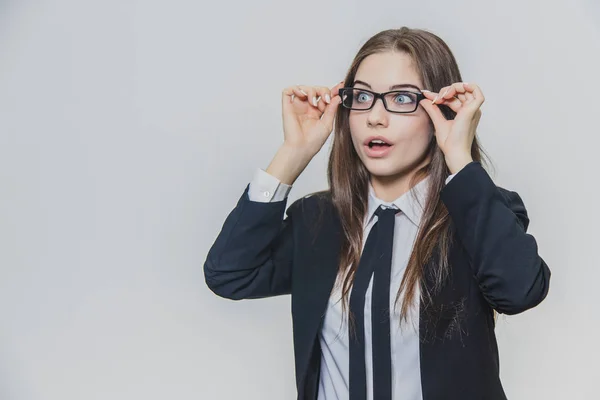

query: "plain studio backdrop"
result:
(0, 0), (598, 399)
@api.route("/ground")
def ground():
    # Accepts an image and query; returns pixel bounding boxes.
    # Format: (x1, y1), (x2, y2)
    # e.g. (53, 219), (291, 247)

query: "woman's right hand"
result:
(281, 82), (344, 158)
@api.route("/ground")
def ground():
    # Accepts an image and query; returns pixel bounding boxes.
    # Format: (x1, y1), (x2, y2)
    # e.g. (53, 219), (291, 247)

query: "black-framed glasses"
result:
(339, 87), (426, 113)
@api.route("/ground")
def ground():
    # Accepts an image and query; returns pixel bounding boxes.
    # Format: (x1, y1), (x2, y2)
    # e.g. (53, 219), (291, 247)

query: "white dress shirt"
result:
(248, 168), (455, 400)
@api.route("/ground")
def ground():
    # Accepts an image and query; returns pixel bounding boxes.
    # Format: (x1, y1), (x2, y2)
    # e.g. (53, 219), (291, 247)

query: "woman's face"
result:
(348, 51), (433, 180)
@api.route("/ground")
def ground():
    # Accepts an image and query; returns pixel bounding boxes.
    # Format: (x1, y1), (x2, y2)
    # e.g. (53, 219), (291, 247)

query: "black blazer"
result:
(204, 161), (551, 400)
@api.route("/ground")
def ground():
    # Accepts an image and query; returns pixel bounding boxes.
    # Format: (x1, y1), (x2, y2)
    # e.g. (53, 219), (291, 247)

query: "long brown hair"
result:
(326, 27), (492, 333)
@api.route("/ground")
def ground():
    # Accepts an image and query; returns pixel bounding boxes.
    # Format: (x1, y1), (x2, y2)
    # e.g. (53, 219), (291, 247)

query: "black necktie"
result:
(349, 205), (399, 400)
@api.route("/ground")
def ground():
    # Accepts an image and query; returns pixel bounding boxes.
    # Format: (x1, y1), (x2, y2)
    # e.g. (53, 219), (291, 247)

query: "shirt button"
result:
(263, 191), (270, 198)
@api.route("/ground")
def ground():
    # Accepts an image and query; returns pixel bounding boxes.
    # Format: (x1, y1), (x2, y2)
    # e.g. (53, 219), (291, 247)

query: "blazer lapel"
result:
(292, 197), (342, 388)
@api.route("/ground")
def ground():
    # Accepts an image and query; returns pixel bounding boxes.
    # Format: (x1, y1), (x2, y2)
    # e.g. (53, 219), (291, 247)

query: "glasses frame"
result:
(339, 87), (426, 114)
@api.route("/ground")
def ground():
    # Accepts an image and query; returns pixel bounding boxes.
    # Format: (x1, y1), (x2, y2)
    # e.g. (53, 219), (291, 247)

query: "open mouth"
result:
(367, 139), (392, 149)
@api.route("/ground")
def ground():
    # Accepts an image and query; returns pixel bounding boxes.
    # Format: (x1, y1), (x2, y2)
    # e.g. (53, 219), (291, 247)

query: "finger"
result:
(451, 82), (468, 95)
(429, 87), (445, 104)
(444, 85), (471, 104)
(423, 90), (462, 113)
(431, 82), (472, 104)
(422, 88), (455, 103)
(317, 98), (326, 113)
(461, 82), (476, 103)
(306, 87), (326, 113)
(283, 87), (295, 103)
(440, 86), (457, 101)
(315, 86), (331, 113)
(431, 86), (453, 104)
(294, 85), (310, 98)
(321, 93), (342, 129)
(296, 85), (318, 107)
(449, 82), (470, 107)
(283, 86), (304, 104)
(421, 89), (435, 99)
(456, 84), (485, 120)
(290, 86), (309, 104)
(315, 86), (332, 105)
(464, 83), (485, 106)
(314, 81), (343, 112)
(464, 90), (475, 103)
(460, 83), (478, 108)
(439, 97), (463, 113)
(297, 85), (319, 108)
(418, 95), (447, 127)
(330, 80), (345, 97)
(421, 89), (441, 103)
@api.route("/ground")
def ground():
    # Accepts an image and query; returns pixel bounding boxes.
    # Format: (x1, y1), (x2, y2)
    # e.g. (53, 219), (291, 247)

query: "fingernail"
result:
(421, 89), (431, 92)
(300, 89), (307, 96)
(463, 82), (469, 85)
(432, 95), (439, 104)
(325, 94), (331, 104)
(313, 97), (318, 107)
(441, 89), (449, 98)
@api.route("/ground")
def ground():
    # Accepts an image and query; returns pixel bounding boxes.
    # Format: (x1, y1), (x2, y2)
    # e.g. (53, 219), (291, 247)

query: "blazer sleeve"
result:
(203, 184), (299, 300)
(440, 161), (551, 315)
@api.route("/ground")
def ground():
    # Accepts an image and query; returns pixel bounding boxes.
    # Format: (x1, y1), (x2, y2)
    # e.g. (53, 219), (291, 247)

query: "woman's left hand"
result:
(419, 82), (484, 174)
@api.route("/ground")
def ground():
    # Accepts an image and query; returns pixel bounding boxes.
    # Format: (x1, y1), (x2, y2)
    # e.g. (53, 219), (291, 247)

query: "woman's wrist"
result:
(265, 143), (314, 185)
(445, 152), (474, 175)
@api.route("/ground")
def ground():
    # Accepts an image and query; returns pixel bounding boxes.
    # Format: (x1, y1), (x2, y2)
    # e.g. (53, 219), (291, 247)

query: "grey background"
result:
(0, 0), (597, 398)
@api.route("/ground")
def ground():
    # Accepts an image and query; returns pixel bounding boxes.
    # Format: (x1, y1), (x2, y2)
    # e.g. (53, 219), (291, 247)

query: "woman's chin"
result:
(363, 161), (407, 179)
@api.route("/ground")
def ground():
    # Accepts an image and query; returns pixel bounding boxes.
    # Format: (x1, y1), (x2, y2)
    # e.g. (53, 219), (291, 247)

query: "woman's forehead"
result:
(355, 52), (422, 90)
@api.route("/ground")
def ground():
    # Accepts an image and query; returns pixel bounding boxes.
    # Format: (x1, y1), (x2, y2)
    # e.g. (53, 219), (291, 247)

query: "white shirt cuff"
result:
(247, 168), (292, 202)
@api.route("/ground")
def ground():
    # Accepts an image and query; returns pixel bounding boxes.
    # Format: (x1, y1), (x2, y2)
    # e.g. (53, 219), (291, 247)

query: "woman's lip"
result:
(364, 137), (391, 146)
(364, 144), (394, 158)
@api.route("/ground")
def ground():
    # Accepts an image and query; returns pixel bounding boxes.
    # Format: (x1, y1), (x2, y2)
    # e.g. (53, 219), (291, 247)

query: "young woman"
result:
(204, 27), (551, 400)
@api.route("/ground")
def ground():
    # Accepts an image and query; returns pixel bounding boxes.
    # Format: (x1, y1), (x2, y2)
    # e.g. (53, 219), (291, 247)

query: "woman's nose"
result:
(367, 98), (389, 127)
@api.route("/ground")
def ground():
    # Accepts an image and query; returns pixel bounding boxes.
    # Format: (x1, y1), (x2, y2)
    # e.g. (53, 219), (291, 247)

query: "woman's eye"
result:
(356, 92), (372, 103)
(393, 94), (413, 104)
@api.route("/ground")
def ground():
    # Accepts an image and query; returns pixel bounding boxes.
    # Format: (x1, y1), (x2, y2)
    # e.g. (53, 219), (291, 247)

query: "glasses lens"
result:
(341, 89), (419, 112)
(341, 89), (373, 110)
(384, 91), (419, 112)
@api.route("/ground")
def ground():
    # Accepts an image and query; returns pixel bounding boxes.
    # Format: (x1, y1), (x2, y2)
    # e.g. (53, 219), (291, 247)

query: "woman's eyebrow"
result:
(353, 80), (421, 91)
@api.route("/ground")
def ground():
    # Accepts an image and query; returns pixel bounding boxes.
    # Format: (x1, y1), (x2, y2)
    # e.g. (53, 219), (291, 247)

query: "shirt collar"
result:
(366, 175), (431, 227)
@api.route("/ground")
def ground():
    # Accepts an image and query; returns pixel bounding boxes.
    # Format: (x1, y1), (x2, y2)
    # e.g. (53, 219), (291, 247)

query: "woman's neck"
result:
(370, 157), (431, 202)
(370, 174), (421, 202)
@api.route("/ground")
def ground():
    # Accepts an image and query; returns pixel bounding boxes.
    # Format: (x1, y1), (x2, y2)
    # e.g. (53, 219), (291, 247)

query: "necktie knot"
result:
(375, 205), (400, 219)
